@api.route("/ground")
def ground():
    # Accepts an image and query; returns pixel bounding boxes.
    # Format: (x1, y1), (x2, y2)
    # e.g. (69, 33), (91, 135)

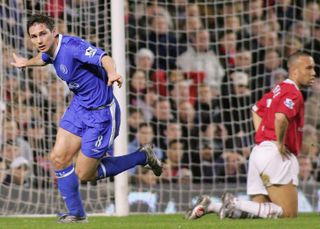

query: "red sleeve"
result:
(252, 92), (271, 117)
(275, 92), (300, 120)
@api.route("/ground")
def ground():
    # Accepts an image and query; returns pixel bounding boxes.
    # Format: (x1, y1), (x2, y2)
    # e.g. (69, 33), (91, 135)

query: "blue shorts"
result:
(60, 98), (121, 159)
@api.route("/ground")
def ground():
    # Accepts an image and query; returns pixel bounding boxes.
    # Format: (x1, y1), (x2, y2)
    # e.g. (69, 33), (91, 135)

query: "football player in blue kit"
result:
(11, 14), (162, 223)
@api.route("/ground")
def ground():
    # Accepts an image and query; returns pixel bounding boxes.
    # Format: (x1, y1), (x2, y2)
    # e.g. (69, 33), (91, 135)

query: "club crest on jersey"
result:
(85, 47), (97, 57)
(68, 82), (80, 90)
(59, 64), (68, 74)
(284, 98), (294, 109)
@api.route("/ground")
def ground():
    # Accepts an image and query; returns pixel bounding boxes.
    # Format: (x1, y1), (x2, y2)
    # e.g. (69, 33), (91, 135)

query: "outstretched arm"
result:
(101, 55), (123, 88)
(11, 53), (46, 68)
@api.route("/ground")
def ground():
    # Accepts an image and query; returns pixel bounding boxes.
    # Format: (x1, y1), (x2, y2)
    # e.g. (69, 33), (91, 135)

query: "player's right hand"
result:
(276, 142), (291, 160)
(107, 73), (123, 88)
(11, 53), (28, 68)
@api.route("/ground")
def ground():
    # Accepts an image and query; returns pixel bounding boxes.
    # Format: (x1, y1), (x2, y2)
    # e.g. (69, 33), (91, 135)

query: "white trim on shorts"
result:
(107, 99), (116, 148)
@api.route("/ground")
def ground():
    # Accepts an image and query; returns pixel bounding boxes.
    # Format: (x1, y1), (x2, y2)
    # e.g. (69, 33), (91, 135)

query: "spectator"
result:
(178, 16), (203, 50)
(233, 48), (252, 74)
(1, 139), (20, 167)
(151, 98), (174, 147)
(26, 118), (51, 188)
(288, 21), (311, 43)
(252, 49), (284, 100)
(301, 125), (319, 174)
(215, 150), (247, 183)
(305, 78), (320, 130)
(160, 122), (182, 151)
(302, 1), (320, 26)
(134, 48), (155, 77)
(169, 79), (192, 114)
(162, 139), (190, 183)
(221, 71), (253, 137)
(194, 83), (220, 124)
(177, 100), (199, 147)
(243, 0), (264, 25)
(276, 0), (300, 31)
(3, 156), (30, 186)
(129, 70), (148, 106)
(283, 36), (303, 66)
(298, 155), (315, 184)
(128, 108), (145, 143)
(224, 15), (241, 34)
(304, 19), (320, 76)
(194, 140), (216, 183)
(2, 119), (33, 165)
(217, 30), (238, 69)
(139, 13), (178, 70)
(176, 29), (225, 88)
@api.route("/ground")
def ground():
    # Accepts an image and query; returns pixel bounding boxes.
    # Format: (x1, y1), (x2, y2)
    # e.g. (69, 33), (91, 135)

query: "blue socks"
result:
(55, 151), (147, 215)
(97, 150), (147, 179)
(55, 164), (85, 217)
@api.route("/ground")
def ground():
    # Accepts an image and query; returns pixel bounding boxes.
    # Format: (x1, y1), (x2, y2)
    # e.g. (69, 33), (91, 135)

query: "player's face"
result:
(296, 56), (316, 87)
(29, 23), (57, 53)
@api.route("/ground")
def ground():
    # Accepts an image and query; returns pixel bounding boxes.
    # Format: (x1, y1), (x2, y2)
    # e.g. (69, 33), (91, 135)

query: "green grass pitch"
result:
(0, 213), (319, 229)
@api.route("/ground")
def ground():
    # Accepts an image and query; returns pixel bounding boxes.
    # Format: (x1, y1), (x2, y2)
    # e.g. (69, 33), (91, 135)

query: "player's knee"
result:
(49, 150), (69, 170)
(75, 167), (95, 182)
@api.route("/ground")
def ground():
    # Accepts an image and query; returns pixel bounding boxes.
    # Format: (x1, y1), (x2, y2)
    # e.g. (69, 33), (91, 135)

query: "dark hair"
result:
(138, 122), (153, 130)
(27, 14), (55, 35)
(287, 51), (311, 69)
(168, 139), (184, 148)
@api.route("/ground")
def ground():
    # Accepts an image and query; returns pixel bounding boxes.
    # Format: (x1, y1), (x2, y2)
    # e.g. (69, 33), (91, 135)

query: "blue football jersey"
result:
(42, 34), (113, 109)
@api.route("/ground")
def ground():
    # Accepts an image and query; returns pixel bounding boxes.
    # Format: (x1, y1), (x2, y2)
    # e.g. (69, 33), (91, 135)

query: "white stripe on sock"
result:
(99, 163), (107, 177)
(56, 167), (75, 179)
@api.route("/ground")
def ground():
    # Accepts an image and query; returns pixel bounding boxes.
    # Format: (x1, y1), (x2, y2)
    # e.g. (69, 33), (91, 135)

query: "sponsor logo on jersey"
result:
(59, 64), (68, 74)
(85, 47), (97, 57)
(284, 98), (294, 109)
(68, 82), (80, 90)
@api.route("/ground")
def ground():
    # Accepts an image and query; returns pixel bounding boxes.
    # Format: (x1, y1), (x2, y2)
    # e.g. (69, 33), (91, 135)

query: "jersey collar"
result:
(283, 79), (299, 90)
(52, 34), (62, 60)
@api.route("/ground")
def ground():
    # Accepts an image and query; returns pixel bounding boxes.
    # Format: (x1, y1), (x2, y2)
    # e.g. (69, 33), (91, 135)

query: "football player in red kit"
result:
(186, 51), (316, 220)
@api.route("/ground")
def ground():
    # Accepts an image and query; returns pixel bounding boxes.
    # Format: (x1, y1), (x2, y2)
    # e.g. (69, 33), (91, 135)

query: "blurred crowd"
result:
(1, 0), (320, 188)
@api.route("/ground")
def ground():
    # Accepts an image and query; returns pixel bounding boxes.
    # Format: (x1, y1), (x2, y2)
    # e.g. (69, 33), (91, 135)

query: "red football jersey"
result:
(252, 79), (304, 155)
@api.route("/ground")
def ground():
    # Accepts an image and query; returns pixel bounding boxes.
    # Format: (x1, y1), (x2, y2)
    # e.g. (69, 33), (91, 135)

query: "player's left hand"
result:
(108, 73), (123, 88)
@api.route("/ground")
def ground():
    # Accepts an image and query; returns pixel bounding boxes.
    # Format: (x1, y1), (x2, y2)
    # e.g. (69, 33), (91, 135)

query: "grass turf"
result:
(0, 213), (319, 229)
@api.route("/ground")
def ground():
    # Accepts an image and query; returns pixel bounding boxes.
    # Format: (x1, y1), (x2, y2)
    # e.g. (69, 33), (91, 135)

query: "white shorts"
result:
(247, 141), (299, 196)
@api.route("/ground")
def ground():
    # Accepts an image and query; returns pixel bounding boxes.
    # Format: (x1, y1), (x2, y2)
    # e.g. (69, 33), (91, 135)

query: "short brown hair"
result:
(27, 14), (55, 35)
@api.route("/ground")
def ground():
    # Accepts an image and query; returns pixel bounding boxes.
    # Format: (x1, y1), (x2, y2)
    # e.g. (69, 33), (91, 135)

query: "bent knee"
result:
(75, 167), (95, 182)
(49, 150), (70, 169)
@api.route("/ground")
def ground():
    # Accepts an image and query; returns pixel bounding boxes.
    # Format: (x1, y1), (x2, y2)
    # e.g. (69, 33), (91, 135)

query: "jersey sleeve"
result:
(252, 92), (270, 117)
(69, 39), (107, 66)
(41, 53), (53, 64)
(275, 92), (301, 120)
